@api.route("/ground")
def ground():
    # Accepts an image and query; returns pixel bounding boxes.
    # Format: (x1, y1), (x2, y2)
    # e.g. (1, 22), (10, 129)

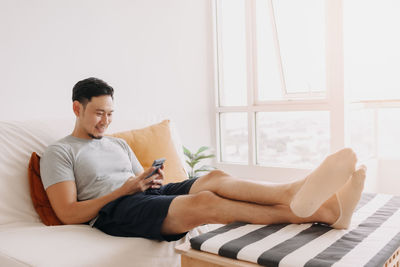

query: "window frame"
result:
(212, 0), (347, 181)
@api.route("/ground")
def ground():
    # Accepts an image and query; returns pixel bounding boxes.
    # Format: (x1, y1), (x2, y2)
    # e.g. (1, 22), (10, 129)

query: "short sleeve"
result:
(129, 147), (144, 175)
(40, 144), (75, 189)
(118, 139), (144, 175)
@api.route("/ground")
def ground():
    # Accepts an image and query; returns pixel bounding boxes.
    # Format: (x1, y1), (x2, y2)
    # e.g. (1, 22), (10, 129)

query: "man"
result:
(40, 77), (366, 242)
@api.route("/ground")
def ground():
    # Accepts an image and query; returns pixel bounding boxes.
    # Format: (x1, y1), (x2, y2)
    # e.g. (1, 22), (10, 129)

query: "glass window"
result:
(272, 0), (326, 95)
(255, 0), (282, 100)
(218, 0), (247, 106)
(344, 0), (400, 101)
(378, 108), (400, 158)
(256, 111), (330, 168)
(215, 0), (400, 177)
(349, 109), (375, 161)
(220, 112), (248, 163)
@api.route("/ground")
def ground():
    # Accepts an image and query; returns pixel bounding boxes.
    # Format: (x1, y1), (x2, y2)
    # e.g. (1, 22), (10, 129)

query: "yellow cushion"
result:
(111, 120), (188, 184)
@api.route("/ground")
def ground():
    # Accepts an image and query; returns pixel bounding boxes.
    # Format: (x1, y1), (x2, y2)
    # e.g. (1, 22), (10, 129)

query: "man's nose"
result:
(101, 114), (109, 124)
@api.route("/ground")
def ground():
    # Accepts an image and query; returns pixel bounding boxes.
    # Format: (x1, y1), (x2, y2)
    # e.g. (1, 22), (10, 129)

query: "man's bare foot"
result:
(314, 166), (367, 228)
(331, 165), (366, 229)
(290, 148), (357, 217)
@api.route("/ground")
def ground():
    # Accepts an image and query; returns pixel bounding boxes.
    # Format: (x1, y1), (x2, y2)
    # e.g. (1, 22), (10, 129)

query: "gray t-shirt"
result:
(40, 135), (144, 201)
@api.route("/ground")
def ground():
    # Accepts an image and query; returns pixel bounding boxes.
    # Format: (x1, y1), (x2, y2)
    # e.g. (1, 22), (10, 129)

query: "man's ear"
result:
(72, 101), (82, 117)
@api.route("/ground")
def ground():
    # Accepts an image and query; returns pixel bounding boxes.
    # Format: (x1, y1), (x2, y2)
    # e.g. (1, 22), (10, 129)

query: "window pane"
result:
(349, 109), (375, 161)
(256, 111), (329, 168)
(344, 0), (400, 100)
(255, 0), (282, 100)
(271, 0), (326, 95)
(220, 112), (248, 163)
(378, 108), (400, 158)
(218, 0), (247, 106)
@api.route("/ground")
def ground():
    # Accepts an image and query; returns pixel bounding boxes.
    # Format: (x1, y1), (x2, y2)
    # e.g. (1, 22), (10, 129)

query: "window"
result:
(345, 0), (400, 160)
(213, 0), (400, 179)
(256, 111), (329, 168)
(220, 112), (248, 163)
(256, 0), (326, 99)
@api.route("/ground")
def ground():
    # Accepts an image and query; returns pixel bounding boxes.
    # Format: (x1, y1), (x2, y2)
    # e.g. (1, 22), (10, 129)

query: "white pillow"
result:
(0, 120), (66, 224)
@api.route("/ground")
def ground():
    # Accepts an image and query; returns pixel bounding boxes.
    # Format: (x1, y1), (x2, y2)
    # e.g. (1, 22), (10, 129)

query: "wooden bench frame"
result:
(176, 242), (400, 267)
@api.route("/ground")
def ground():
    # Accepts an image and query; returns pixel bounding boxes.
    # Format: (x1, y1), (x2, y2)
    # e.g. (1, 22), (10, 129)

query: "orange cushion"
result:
(111, 120), (188, 184)
(28, 152), (63, 226)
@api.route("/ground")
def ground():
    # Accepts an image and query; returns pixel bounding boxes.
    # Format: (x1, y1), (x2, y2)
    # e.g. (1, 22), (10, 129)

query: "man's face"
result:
(77, 95), (114, 139)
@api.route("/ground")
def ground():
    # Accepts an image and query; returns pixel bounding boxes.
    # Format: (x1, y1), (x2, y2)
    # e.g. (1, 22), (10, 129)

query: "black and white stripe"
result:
(190, 193), (400, 267)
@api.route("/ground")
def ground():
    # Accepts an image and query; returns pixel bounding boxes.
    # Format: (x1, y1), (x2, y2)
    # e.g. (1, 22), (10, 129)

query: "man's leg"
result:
(161, 191), (327, 236)
(189, 148), (357, 207)
(161, 166), (366, 235)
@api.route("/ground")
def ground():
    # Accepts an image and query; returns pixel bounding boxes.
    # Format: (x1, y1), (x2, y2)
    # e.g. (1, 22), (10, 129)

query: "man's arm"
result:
(46, 167), (164, 224)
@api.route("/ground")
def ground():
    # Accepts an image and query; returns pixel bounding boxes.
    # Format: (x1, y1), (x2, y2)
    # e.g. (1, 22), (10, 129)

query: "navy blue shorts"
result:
(93, 178), (198, 242)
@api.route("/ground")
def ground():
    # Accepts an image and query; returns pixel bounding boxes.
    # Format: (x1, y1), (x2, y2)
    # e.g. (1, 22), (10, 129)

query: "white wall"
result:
(0, 0), (215, 151)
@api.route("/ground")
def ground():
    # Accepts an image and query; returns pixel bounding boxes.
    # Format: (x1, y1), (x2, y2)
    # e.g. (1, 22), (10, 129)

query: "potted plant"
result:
(183, 146), (216, 179)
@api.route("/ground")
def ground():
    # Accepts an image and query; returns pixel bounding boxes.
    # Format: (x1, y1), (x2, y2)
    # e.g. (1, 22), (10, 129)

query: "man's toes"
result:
(359, 164), (367, 172)
(352, 166), (366, 183)
(345, 169), (366, 192)
(355, 165), (367, 176)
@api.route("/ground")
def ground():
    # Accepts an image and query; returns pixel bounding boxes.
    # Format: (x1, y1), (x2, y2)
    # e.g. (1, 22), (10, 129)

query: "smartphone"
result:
(145, 158), (166, 179)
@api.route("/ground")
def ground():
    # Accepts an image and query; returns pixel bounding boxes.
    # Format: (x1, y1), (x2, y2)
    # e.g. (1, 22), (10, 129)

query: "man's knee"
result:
(163, 191), (219, 233)
(207, 169), (229, 178)
(189, 191), (220, 222)
(192, 190), (218, 205)
(200, 170), (230, 185)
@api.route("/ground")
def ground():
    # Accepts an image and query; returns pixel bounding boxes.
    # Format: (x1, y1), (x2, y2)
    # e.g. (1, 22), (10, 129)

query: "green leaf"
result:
(194, 169), (208, 174)
(196, 165), (216, 171)
(195, 167), (216, 173)
(195, 154), (215, 161)
(183, 145), (216, 178)
(183, 146), (196, 161)
(195, 146), (209, 156)
(189, 159), (200, 167)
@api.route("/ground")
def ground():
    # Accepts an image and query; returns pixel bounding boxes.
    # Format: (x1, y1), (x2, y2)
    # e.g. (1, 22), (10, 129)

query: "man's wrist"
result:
(113, 186), (127, 199)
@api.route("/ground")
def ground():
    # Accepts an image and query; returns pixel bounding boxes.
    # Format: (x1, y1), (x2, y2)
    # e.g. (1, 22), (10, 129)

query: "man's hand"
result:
(150, 165), (165, 189)
(119, 165), (165, 196)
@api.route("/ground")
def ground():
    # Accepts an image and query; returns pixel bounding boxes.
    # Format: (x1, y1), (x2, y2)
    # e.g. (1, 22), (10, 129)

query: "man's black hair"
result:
(72, 77), (114, 106)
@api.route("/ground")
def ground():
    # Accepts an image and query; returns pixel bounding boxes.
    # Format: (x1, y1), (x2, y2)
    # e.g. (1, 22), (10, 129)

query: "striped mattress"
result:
(190, 193), (400, 267)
